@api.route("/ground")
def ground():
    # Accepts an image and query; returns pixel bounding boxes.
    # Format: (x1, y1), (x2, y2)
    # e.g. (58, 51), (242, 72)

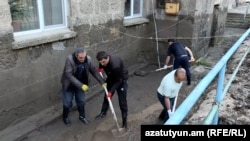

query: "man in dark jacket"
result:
(95, 51), (129, 128)
(164, 39), (195, 85)
(60, 48), (106, 126)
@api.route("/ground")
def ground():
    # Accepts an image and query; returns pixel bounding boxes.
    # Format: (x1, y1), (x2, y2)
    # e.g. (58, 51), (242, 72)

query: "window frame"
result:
(13, 0), (68, 37)
(124, 0), (143, 20)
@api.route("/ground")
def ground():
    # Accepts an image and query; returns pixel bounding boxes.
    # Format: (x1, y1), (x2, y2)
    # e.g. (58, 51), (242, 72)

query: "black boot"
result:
(122, 112), (127, 128)
(158, 109), (166, 121)
(122, 118), (127, 128)
(95, 111), (106, 120)
(95, 97), (109, 120)
(187, 74), (191, 85)
(78, 107), (90, 125)
(79, 116), (90, 125)
(63, 106), (71, 126)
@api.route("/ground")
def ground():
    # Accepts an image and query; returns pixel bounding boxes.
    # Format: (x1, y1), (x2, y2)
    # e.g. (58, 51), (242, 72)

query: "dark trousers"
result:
(100, 80), (128, 119)
(173, 56), (191, 84)
(157, 92), (175, 123)
(61, 87), (86, 117)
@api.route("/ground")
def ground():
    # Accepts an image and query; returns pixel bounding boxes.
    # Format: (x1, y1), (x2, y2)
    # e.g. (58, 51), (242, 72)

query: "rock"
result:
(134, 70), (147, 77)
(192, 66), (209, 80)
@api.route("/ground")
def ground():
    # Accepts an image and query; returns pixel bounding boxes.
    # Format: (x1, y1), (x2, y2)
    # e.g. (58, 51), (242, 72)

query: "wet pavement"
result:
(19, 64), (192, 141)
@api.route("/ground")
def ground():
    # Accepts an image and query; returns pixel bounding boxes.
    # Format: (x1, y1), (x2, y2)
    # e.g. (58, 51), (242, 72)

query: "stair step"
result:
(226, 12), (250, 29)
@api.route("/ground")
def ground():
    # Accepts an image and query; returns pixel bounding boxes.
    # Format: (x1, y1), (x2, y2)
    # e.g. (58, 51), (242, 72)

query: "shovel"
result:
(103, 86), (123, 133)
(172, 92), (179, 113)
(154, 65), (173, 72)
(99, 72), (125, 135)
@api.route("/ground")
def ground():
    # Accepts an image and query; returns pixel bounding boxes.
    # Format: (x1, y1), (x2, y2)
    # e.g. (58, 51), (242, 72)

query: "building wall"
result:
(192, 0), (229, 56)
(210, 0), (230, 46)
(0, 0), (155, 131)
(0, 0), (230, 131)
(153, 0), (229, 61)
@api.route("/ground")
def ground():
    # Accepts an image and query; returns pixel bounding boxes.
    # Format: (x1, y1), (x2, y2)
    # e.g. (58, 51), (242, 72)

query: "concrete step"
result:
(227, 18), (250, 20)
(226, 17), (249, 20)
(226, 15), (250, 19)
(226, 13), (250, 18)
(225, 22), (249, 27)
(226, 13), (250, 28)
(226, 24), (249, 29)
(226, 21), (249, 25)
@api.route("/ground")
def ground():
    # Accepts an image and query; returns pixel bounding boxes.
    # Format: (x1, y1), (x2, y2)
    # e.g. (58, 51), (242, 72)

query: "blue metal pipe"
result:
(212, 109), (219, 124)
(165, 28), (250, 125)
(216, 64), (226, 103)
(203, 105), (218, 125)
(221, 47), (250, 100)
(164, 61), (223, 125)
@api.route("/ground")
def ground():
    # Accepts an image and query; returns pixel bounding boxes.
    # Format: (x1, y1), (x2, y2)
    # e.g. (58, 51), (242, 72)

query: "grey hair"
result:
(73, 47), (86, 56)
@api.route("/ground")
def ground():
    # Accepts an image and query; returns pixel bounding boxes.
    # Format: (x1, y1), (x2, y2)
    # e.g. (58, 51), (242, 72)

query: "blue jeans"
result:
(61, 87), (85, 110)
(157, 92), (175, 123)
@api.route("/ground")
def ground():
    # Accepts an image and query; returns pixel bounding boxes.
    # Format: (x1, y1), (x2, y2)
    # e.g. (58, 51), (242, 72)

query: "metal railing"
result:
(164, 28), (250, 125)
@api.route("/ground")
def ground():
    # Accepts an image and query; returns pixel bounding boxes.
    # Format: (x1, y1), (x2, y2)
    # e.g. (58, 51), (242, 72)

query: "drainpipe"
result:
(152, 0), (161, 68)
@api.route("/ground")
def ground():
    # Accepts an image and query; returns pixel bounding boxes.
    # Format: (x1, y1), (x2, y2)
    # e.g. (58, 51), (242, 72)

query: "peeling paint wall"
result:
(0, 0), (155, 131)
(0, 0), (233, 131)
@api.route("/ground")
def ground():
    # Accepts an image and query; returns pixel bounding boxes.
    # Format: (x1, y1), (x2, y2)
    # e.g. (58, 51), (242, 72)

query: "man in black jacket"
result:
(95, 51), (129, 128)
(60, 47), (106, 126)
(164, 39), (195, 85)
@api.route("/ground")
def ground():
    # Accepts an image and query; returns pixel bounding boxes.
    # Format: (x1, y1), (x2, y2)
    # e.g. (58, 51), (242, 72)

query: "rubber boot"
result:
(78, 107), (89, 125)
(122, 117), (127, 128)
(95, 111), (107, 120)
(187, 74), (191, 85)
(63, 106), (71, 126)
(95, 100), (108, 120)
(122, 112), (127, 128)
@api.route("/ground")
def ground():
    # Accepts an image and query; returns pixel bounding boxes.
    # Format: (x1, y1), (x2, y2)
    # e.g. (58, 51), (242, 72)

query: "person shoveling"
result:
(95, 51), (129, 137)
(157, 68), (186, 123)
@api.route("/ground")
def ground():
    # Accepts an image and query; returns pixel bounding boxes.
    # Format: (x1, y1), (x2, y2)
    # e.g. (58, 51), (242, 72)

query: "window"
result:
(124, 0), (143, 19)
(9, 0), (67, 36)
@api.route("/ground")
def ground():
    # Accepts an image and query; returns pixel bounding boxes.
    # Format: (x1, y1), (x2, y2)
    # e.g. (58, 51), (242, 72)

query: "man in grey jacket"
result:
(60, 47), (106, 126)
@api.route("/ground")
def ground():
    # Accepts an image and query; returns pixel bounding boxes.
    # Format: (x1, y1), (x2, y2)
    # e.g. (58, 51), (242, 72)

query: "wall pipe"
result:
(152, 0), (161, 68)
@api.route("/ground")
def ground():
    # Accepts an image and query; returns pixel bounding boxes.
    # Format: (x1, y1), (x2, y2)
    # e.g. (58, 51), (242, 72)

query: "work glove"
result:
(106, 92), (112, 99)
(167, 109), (173, 118)
(81, 84), (89, 92)
(97, 68), (103, 73)
(190, 57), (195, 62)
(102, 82), (107, 88)
(163, 65), (168, 69)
